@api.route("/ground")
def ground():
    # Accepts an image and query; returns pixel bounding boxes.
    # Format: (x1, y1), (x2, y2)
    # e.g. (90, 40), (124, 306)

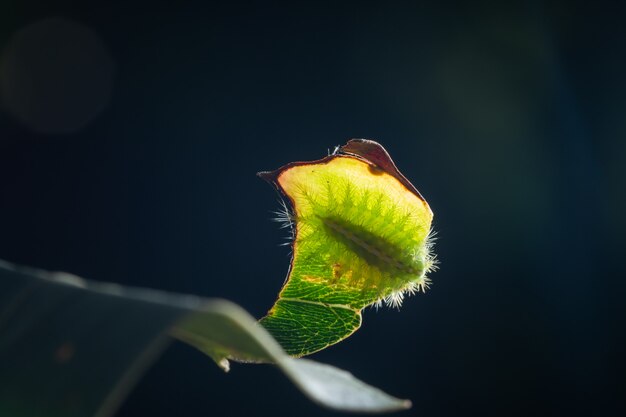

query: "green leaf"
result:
(0, 260), (411, 416)
(258, 139), (437, 356)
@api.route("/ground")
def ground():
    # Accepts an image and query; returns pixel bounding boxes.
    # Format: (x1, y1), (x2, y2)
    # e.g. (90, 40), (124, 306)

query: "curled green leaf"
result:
(259, 139), (437, 356)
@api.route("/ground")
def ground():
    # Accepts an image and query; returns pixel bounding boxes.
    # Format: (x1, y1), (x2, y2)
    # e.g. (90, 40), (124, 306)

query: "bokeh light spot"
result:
(0, 17), (115, 134)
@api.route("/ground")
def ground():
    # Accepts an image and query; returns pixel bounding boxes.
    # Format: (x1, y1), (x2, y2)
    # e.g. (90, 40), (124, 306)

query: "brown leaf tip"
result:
(338, 139), (426, 202)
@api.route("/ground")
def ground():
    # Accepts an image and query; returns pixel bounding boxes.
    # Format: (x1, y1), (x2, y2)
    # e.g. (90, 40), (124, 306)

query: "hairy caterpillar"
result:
(259, 139), (436, 356)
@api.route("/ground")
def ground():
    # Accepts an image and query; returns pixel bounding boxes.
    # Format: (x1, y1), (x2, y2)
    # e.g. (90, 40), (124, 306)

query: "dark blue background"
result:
(1, 1), (624, 416)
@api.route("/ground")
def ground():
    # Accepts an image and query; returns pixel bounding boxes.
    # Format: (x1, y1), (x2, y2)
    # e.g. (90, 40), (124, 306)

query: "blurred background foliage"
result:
(1, 1), (624, 416)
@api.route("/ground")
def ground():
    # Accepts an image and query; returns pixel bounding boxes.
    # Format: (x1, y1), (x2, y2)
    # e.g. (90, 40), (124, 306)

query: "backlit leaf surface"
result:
(259, 140), (436, 356)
